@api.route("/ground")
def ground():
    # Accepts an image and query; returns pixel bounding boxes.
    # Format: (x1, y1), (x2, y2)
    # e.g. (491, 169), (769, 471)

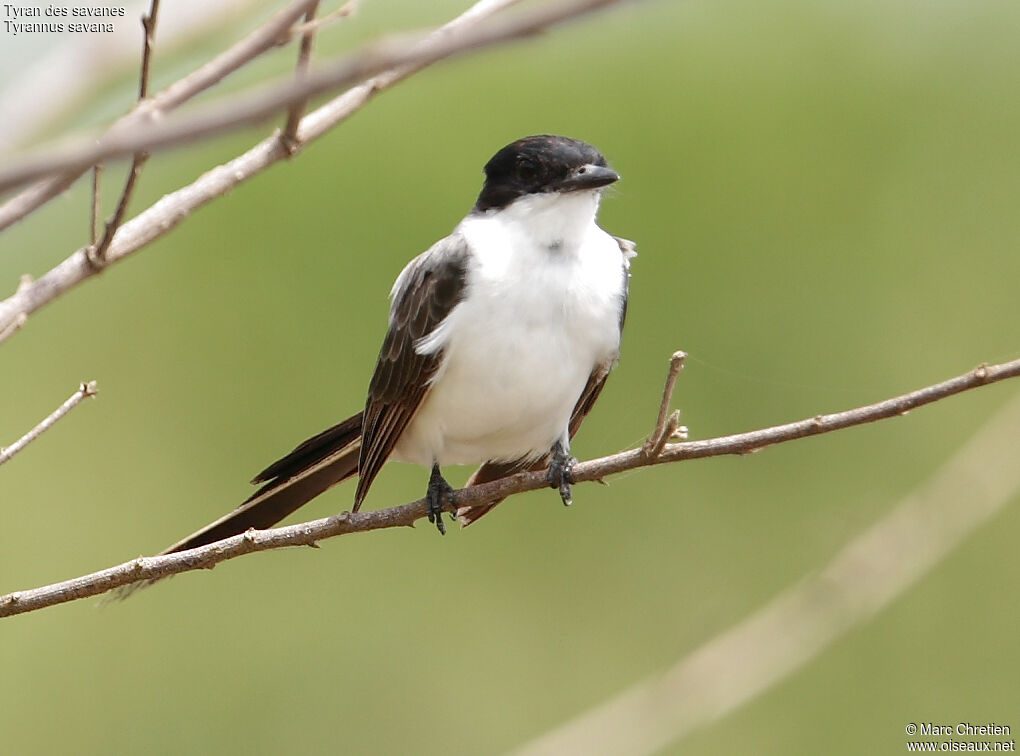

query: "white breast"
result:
(393, 191), (627, 467)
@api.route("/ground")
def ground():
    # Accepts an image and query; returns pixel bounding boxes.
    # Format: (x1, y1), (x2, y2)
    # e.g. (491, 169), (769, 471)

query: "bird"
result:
(161, 134), (633, 554)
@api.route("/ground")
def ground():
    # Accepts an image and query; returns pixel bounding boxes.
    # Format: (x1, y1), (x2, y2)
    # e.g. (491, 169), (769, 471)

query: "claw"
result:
(426, 464), (454, 535)
(547, 441), (577, 507)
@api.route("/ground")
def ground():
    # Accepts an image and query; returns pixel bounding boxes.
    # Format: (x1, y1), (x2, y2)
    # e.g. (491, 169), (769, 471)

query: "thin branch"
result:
(89, 1), (157, 268)
(642, 349), (685, 457)
(0, 173), (80, 234)
(0, 275), (32, 345)
(0, 0), (626, 194)
(90, 165), (103, 246)
(0, 0), (321, 232)
(288, 0), (358, 39)
(137, 0), (160, 101)
(281, 0), (322, 154)
(88, 2), (162, 266)
(0, 0), (576, 339)
(133, 0), (318, 113)
(2, 356), (1018, 618)
(0, 381), (98, 469)
(88, 155), (147, 268)
(0, 311), (27, 345)
(0, 0), (261, 153)
(511, 389), (1020, 756)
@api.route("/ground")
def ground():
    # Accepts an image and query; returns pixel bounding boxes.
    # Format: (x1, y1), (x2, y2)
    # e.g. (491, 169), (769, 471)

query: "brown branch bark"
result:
(0, 381), (98, 469)
(2, 356), (1017, 619)
(281, 0), (323, 153)
(288, 0), (358, 39)
(0, 275), (32, 345)
(0, 0), (322, 232)
(89, 0), (162, 268)
(0, 0), (625, 194)
(89, 165), (102, 245)
(0, 0), (575, 340)
(512, 387), (1020, 756)
(642, 350), (686, 457)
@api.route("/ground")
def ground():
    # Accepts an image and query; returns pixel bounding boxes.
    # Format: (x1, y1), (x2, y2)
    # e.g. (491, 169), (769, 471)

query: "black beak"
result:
(554, 164), (621, 193)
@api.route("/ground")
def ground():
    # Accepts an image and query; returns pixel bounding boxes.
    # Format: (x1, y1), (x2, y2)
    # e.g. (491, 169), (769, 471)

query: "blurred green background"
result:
(2, 0), (1019, 753)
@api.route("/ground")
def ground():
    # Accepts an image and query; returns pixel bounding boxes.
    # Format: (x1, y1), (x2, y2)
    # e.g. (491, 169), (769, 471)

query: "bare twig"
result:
(89, 165), (102, 245)
(511, 389), (1020, 756)
(0, 382), (98, 469)
(0, 0), (260, 152)
(0, 174), (78, 233)
(0, 311), (27, 345)
(131, 0), (319, 113)
(89, 0), (161, 268)
(0, 0), (626, 193)
(642, 350), (685, 457)
(288, 0), (358, 39)
(0, 0), (586, 340)
(0, 0), (321, 232)
(2, 355), (1018, 618)
(0, 275), (32, 345)
(137, 1), (160, 101)
(281, 0), (322, 154)
(89, 154), (148, 269)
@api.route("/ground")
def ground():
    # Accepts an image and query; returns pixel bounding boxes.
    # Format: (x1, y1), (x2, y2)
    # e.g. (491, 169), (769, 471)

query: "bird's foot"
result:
(427, 464), (455, 535)
(547, 441), (577, 507)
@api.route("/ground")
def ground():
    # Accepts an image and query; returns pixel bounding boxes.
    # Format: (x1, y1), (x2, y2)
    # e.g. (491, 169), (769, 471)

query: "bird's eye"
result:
(577, 166), (587, 174)
(517, 159), (538, 183)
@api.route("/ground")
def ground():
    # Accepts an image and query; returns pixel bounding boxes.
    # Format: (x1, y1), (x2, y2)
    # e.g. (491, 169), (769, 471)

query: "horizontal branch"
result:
(512, 386), (1020, 756)
(0, 0), (625, 194)
(2, 355), (1018, 618)
(0, 381), (98, 468)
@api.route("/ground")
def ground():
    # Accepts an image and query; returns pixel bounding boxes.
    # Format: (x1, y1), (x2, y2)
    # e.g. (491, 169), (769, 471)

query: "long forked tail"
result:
(161, 412), (364, 554)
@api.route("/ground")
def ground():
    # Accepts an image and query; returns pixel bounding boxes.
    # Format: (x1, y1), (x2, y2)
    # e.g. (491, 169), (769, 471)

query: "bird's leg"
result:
(547, 439), (577, 507)
(426, 463), (455, 535)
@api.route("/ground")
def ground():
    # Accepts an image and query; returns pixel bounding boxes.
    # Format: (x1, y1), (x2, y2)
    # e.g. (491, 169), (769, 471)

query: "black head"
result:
(473, 135), (620, 213)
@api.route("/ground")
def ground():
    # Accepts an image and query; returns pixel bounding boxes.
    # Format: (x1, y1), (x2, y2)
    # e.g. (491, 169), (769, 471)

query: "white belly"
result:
(392, 210), (625, 467)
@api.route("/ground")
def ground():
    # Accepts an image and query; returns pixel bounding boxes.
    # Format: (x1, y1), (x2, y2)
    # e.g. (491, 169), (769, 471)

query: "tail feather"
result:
(161, 412), (364, 555)
(251, 412), (363, 484)
(456, 455), (547, 526)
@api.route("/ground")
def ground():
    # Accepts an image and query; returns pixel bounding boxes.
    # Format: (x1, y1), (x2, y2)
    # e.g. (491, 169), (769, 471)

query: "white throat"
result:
(394, 186), (627, 468)
(489, 189), (603, 254)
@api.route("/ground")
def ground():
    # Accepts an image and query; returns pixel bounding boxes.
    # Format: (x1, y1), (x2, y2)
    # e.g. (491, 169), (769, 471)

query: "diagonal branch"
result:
(0, 0), (322, 232)
(0, 0), (626, 194)
(0, 274), (33, 345)
(511, 387), (1020, 756)
(2, 355), (1018, 619)
(0, 381), (98, 469)
(0, 0), (580, 340)
(287, 0), (358, 39)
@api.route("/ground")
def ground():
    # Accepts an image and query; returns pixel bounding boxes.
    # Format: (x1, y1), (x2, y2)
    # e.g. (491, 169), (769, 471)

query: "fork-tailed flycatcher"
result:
(163, 134), (633, 552)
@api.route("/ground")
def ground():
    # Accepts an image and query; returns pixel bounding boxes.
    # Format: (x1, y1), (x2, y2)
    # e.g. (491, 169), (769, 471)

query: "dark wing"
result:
(354, 234), (470, 508)
(457, 236), (635, 525)
(614, 235), (635, 334)
(251, 412), (364, 485)
(156, 413), (364, 557)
